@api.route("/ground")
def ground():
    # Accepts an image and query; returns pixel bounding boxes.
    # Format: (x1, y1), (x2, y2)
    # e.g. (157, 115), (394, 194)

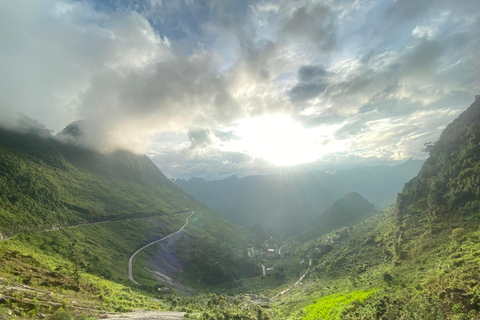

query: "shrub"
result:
(47, 310), (74, 320)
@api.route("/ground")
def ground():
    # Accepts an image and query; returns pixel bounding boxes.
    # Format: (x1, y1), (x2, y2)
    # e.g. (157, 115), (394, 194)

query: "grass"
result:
(0, 241), (166, 318)
(302, 289), (377, 320)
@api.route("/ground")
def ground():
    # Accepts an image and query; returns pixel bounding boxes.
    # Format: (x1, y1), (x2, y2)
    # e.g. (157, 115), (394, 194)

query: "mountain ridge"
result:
(299, 192), (376, 241)
(175, 159), (423, 236)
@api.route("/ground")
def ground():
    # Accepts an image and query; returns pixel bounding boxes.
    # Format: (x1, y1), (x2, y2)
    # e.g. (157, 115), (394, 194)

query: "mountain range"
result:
(0, 96), (479, 319)
(175, 159), (423, 236)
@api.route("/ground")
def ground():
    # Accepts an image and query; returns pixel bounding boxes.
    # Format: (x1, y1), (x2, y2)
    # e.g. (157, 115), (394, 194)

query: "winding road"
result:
(128, 211), (195, 284)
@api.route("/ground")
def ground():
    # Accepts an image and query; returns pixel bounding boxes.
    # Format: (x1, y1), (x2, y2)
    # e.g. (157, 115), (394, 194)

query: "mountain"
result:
(299, 192), (376, 241)
(0, 124), (195, 234)
(274, 96), (480, 319)
(177, 173), (336, 236)
(175, 160), (423, 236)
(0, 121), (262, 298)
(1, 97), (479, 319)
(394, 95), (480, 255)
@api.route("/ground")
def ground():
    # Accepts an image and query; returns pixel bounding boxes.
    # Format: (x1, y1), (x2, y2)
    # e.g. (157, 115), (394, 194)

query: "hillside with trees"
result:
(1, 97), (480, 319)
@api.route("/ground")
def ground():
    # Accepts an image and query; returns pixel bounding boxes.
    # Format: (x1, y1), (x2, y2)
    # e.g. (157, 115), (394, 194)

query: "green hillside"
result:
(0, 123), (263, 317)
(270, 97), (480, 319)
(1, 97), (479, 320)
(0, 126), (194, 234)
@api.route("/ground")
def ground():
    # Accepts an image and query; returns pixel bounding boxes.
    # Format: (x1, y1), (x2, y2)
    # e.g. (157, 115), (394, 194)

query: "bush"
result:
(47, 311), (74, 320)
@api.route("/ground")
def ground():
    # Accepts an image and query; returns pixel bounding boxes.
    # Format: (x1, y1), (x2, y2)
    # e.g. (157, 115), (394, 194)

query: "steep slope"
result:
(175, 160), (423, 236)
(0, 122), (262, 305)
(0, 126), (194, 234)
(272, 97), (480, 320)
(396, 96), (480, 239)
(299, 192), (376, 241)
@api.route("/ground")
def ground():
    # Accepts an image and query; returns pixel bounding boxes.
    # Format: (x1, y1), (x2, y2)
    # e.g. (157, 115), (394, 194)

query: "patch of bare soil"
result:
(148, 234), (194, 295)
(105, 310), (185, 320)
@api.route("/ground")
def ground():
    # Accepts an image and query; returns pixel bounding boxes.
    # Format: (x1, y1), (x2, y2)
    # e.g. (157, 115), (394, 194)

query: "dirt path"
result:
(106, 310), (186, 320)
(128, 211), (195, 284)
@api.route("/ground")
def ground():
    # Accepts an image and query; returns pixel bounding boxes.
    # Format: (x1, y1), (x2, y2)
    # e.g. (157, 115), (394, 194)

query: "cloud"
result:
(282, 4), (337, 52)
(1, 0), (479, 178)
(148, 147), (268, 180)
(289, 65), (330, 102)
(386, 0), (435, 24)
(188, 128), (217, 150)
(400, 39), (443, 79)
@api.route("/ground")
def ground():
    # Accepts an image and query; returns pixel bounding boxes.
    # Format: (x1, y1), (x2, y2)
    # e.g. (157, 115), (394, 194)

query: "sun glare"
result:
(232, 115), (319, 166)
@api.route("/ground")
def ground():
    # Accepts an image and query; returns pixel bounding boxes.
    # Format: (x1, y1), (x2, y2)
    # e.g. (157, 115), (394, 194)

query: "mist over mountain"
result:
(1, 0), (480, 317)
(0, 120), (263, 291)
(175, 159), (423, 236)
(0, 98), (479, 319)
(300, 192), (376, 241)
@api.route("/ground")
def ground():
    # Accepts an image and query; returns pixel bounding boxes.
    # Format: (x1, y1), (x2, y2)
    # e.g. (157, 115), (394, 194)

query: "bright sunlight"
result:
(230, 115), (319, 166)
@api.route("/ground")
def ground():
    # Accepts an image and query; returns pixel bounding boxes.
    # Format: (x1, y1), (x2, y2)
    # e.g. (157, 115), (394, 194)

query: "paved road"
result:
(128, 211), (195, 284)
(1, 210), (192, 242)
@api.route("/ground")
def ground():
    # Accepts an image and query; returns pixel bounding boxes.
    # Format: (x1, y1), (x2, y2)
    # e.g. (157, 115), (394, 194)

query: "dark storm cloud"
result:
(303, 37), (449, 117)
(290, 82), (329, 102)
(297, 65), (329, 83)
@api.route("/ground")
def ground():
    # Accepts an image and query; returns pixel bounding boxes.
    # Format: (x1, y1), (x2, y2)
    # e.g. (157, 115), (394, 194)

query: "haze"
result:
(1, 0), (479, 179)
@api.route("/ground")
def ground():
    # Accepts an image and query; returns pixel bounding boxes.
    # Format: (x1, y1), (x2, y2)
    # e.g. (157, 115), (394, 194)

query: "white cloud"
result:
(412, 25), (437, 39)
(0, 0), (479, 178)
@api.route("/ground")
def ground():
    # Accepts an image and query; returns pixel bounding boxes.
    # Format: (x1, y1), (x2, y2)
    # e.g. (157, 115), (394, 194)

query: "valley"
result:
(0, 97), (480, 319)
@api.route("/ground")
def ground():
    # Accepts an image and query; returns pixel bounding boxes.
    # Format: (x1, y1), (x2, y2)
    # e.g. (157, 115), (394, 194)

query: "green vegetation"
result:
(266, 97), (480, 319)
(303, 289), (376, 320)
(0, 240), (166, 317)
(1, 97), (480, 319)
(0, 127), (194, 234)
(0, 122), (264, 318)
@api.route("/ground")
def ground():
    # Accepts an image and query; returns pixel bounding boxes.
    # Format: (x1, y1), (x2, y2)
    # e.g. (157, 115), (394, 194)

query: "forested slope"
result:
(0, 126), (194, 234)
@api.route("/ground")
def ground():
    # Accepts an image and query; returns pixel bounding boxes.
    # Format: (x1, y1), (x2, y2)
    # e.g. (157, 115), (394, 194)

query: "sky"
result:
(1, 0), (479, 179)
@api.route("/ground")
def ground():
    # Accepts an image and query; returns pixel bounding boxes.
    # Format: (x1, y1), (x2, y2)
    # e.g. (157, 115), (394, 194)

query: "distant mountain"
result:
(175, 160), (423, 236)
(299, 192), (376, 241)
(177, 173), (336, 236)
